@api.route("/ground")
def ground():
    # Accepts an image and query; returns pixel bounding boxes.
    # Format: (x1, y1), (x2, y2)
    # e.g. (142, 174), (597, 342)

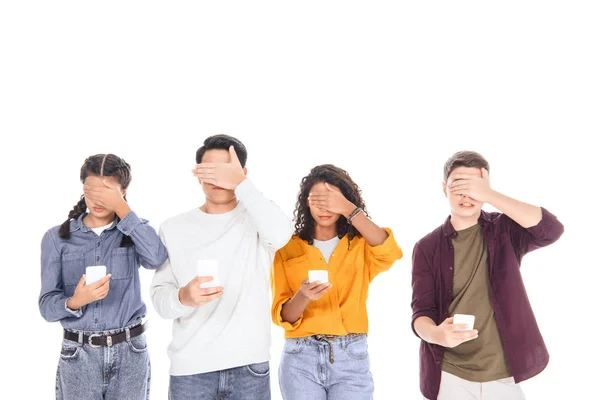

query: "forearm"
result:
(340, 201), (388, 246)
(487, 190), (542, 228)
(349, 212), (388, 246)
(39, 292), (83, 322)
(115, 202), (132, 220)
(117, 211), (168, 268)
(414, 316), (438, 344)
(235, 179), (293, 250)
(281, 292), (311, 324)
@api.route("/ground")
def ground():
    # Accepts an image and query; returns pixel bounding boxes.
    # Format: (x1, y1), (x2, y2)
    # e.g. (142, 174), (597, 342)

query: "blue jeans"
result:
(55, 328), (151, 400)
(279, 334), (374, 400)
(169, 362), (271, 400)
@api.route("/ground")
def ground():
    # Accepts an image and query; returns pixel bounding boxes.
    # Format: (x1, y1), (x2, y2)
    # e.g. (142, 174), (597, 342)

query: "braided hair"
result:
(293, 164), (368, 247)
(59, 154), (132, 244)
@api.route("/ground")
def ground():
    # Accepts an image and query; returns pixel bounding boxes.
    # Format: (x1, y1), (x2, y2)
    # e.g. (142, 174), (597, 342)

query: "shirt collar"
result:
(442, 210), (493, 238)
(70, 213), (118, 233)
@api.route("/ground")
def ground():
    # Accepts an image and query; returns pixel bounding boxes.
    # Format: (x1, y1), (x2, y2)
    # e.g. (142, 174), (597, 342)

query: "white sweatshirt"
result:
(150, 179), (293, 376)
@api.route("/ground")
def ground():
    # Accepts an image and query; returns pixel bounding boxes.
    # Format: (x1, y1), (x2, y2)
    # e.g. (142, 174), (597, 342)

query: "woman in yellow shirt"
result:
(271, 164), (403, 400)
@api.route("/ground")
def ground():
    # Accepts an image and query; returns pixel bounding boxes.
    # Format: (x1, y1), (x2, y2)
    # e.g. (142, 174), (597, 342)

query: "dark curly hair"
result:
(293, 164), (368, 247)
(59, 154), (133, 247)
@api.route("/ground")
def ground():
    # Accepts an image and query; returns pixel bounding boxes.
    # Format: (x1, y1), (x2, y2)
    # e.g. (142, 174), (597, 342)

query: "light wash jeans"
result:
(169, 362), (271, 400)
(279, 334), (374, 400)
(56, 327), (150, 400)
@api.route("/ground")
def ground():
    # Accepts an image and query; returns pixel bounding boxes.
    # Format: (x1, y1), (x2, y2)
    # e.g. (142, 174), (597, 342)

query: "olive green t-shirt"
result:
(442, 223), (512, 382)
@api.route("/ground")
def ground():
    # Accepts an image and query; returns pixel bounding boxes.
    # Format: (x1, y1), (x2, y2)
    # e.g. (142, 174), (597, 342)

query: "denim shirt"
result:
(39, 211), (168, 332)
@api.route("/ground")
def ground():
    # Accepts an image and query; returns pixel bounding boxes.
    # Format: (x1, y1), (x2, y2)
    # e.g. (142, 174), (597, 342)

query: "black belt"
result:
(64, 322), (147, 348)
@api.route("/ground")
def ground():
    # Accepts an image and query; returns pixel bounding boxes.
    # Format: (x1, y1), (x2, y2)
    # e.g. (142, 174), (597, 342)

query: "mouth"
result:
(459, 202), (474, 208)
(93, 207), (105, 213)
(319, 216), (332, 220)
(213, 186), (226, 191)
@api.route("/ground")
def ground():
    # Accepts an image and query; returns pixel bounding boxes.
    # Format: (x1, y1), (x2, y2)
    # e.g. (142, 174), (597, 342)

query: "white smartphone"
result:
(197, 259), (220, 288)
(453, 314), (475, 331)
(308, 270), (329, 284)
(86, 265), (107, 285)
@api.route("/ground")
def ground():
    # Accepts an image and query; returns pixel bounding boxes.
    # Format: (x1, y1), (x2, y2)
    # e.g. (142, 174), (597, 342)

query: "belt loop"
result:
(125, 327), (131, 342)
(77, 331), (83, 347)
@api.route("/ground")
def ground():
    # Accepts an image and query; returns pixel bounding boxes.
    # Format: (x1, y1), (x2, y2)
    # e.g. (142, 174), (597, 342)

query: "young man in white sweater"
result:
(151, 135), (293, 400)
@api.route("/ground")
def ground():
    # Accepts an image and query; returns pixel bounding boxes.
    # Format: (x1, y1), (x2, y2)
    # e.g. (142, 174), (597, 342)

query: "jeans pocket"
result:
(246, 362), (270, 377)
(283, 339), (305, 355)
(60, 340), (81, 361)
(128, 334), (148, 354)
(344, 337), (369, 360)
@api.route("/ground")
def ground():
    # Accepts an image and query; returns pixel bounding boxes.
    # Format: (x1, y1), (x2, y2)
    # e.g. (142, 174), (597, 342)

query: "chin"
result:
(89, 211), (112, 219)
(207, 195), (236, 205)
(454, 207), (481, 218)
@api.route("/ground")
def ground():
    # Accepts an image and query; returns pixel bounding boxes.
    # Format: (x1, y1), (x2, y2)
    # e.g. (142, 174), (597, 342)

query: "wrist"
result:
(295, 290), (311, 304)
(115, 202), (132, 220)
(178, 288), (189, 306)
(483, 189), (499, 205)
(344, 202), (357, 218)
(234, 175), (247, 189)
(67, 297), (82, 311)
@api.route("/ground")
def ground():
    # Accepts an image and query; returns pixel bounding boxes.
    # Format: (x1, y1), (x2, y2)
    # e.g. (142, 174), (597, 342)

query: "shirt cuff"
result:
(366, 228), (403, 258)
(526, 207), (560, 237)
(234, 178), (257, 202)
(274, 299), (303, 331)
(173, 288), (195, 317)
(64, 299), (83, 318)
(117, 211), (144, 236)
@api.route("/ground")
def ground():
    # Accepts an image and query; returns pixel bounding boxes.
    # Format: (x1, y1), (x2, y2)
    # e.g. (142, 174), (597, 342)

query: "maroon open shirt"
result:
(411, 208), (564, 399)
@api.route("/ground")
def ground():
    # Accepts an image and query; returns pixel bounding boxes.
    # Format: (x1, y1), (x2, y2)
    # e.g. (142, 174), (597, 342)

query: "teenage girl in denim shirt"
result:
(39, 154), (167, 400)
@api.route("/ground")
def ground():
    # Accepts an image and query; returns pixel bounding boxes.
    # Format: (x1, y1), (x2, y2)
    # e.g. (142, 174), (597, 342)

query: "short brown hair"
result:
(443, 151), (489, 181)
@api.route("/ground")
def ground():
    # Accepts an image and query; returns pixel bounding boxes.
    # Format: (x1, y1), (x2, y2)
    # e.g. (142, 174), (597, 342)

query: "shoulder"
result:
(160, 208), (198, 233)
(415, 224), (444, 253)
(276, 235), (307, 262)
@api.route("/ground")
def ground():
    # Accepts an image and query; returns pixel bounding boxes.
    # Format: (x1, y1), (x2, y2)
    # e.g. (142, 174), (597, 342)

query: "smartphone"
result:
(308, 270), (329, 284)
(86, 265), (107, 285)
(197, 259), (220, 288)
(453, 314), (475, 331)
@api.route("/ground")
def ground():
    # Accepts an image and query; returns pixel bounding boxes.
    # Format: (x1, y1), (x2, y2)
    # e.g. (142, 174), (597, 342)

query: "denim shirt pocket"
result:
(61, 253), (85, 287)
(108, 247), (136, 280)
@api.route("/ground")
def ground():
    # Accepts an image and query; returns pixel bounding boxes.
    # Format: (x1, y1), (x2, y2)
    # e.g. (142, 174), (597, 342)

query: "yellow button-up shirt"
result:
(271, 228), (402, 338)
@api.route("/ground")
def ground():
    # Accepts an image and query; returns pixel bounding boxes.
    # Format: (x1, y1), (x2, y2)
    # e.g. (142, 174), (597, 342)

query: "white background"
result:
(1, 1), (598, 399)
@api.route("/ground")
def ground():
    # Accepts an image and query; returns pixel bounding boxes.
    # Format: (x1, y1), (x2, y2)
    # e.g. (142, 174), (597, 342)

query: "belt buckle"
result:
(88, 333), (101, 348)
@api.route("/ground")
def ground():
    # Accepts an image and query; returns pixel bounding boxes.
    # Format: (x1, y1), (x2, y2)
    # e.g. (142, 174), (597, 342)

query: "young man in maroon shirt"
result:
(411, 151), (564, 400)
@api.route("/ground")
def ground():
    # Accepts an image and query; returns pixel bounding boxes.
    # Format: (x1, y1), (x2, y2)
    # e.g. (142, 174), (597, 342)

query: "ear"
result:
(243, 167), (248, 176)
(121, 189), (127, 197)
(442, 181), (448, 198)
(481, 168), (489, 180)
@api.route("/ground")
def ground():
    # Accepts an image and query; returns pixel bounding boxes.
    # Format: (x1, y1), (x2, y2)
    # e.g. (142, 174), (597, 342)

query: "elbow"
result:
(143, 250), (168, 270)
(269, 233), (293, 252)
(38, 299), (57, 323)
